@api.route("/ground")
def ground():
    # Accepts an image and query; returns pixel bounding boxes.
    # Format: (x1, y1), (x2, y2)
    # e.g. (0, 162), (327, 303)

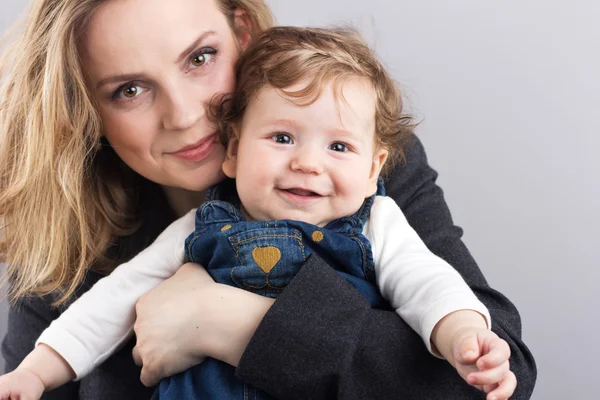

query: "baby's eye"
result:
(329, 142), (348, 152)
(272, 133), (293, 144)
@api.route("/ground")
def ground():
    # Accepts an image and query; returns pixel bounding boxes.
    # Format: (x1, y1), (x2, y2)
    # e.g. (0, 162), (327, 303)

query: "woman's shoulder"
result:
(383, 134), (435, 209)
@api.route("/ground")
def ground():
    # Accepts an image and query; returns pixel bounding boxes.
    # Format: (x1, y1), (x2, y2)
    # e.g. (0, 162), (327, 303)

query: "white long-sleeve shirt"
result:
(37, 196), (490, 379)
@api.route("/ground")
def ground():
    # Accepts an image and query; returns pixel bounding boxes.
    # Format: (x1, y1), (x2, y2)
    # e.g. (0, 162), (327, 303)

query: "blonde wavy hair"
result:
(216, 26), (416, 172)
(0, 0), (274, 305)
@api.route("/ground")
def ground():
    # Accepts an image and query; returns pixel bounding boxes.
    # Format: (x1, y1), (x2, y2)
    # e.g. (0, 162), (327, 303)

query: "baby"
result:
(0, 27), (514, 400)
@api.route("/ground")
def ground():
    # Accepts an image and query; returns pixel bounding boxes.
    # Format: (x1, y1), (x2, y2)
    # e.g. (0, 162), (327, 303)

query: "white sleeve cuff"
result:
(36, 320), (133, 380)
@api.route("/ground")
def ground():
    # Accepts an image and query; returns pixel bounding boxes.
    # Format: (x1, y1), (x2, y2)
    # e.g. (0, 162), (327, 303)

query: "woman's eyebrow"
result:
(175, 30), (217, 64)
(95, 31), (218, 90)
(97, 73), (145, 90)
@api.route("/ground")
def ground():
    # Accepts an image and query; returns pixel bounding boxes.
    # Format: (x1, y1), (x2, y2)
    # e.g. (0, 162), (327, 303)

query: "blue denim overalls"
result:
(153, 180), (387, 400)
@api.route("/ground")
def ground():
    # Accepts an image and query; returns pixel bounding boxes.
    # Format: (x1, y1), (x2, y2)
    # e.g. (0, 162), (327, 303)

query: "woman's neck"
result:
(162, 186), (206, 217)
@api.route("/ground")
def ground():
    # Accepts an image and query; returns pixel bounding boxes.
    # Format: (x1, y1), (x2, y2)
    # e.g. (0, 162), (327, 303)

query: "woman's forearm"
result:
(131, 263), (275, 385)
(210, 286), (275, 368)
(237, 254), (535, 399)
(236, 255), (480, 399)
(237, 135), (536, 399)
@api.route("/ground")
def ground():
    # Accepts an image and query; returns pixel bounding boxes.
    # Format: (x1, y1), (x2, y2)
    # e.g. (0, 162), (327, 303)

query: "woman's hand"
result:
(131, 263), (274, 387)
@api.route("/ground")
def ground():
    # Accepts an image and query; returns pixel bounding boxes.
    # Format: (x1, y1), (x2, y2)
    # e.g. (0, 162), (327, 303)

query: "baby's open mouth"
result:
(282, 188), (321, 197)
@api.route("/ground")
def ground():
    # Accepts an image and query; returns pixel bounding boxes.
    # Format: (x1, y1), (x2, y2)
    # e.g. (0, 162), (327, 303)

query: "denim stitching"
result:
(232, 236), (242, 263)
(236, 233), (300, 245)
(185, 233), (202, 262)
(351, 235), (368, 274)
(230, 266), (286, 292)
(229, 231), (304, 290)
(232, 233), (299, 262)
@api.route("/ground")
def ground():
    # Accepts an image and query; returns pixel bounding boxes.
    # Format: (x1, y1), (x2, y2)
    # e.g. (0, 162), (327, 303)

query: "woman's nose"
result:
(161, 86), (204, 132)
(290, 146), (324, 175)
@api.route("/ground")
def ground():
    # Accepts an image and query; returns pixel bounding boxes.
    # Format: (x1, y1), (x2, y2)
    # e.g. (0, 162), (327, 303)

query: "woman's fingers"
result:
(132, 346), (141, 366)
(139, 365), (161, 388)
(132, 262), (219, 385)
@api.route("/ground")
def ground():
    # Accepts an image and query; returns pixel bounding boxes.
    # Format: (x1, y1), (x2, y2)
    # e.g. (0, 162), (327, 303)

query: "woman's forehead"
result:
(80, 0), (231, 81)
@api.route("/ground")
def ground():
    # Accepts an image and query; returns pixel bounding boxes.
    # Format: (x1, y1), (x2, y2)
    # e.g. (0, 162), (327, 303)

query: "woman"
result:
(0, 0), (536, 399)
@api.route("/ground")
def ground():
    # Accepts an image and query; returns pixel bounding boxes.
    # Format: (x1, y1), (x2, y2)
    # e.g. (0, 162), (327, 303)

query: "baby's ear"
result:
(222, 126), (240, 178)
(366, 147), (388, 197)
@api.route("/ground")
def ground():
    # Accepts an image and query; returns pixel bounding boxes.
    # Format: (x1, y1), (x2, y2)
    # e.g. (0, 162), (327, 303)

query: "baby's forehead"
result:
(244, 78), (378, 142)
(271, 75), (376, 102)
(257, 77), (377, 120)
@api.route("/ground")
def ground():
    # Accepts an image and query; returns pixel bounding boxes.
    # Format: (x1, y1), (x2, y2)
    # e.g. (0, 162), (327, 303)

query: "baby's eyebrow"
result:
(261, 118), (301, 130)
(324, 127), (368, 144)
(327, 127), (355, 137)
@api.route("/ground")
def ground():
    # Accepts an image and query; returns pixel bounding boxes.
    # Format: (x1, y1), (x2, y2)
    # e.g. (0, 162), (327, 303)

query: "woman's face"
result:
(81, 0), (247, 191)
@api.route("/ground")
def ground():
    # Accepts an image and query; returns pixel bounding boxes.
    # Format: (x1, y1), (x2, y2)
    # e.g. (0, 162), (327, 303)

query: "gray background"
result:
(2, 0), (599, 399)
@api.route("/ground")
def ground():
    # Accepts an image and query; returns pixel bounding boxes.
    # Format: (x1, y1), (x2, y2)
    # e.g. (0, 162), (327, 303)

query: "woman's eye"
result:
(114, 83), (145, 100)
(272, 133), (293, 144)
(329, 142), (348, 152)
(190, 49), (216, 68)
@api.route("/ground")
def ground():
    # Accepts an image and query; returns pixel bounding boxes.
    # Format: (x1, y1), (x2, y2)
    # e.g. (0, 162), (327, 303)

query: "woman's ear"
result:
(222, 126), (240, 178)
(366, 147), (388, 197)
(233, 8), (253, 51)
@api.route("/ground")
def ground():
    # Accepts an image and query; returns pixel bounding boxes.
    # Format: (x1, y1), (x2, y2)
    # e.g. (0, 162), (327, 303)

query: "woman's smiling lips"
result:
(168, 133), (218, 162)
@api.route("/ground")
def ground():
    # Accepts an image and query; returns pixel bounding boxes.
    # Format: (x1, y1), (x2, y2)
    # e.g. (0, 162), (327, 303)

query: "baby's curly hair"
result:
(213, 26), (416, 173)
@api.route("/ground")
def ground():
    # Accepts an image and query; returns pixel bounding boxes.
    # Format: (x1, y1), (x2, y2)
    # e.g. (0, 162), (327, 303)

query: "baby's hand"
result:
(452, 328), (516, 400)
(0, 368), (45, 400)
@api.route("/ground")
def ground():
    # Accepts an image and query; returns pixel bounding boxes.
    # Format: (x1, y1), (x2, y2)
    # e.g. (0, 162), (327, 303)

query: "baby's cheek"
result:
(339, 173), (372, 208)
(235, 174), (265, 212)
(235, 178), (253, 203)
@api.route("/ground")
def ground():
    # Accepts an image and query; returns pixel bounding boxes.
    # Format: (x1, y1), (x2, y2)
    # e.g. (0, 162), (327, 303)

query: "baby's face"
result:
(222, 78), (388, 227)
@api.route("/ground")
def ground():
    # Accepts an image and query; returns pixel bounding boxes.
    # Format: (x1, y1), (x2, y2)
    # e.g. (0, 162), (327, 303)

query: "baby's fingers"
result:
(468, 360), (510, 387)
(0, 380), (14, 400)
(455, 333), (481, 365)
(483, 383), (498, 394)
(0, 391), (19, 400)
(486, 370), (517, 400)
(478, 336), (511, 370)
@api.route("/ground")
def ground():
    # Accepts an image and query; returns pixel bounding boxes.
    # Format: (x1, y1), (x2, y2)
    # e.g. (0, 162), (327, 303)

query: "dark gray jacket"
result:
(2, 136), (537, 399)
